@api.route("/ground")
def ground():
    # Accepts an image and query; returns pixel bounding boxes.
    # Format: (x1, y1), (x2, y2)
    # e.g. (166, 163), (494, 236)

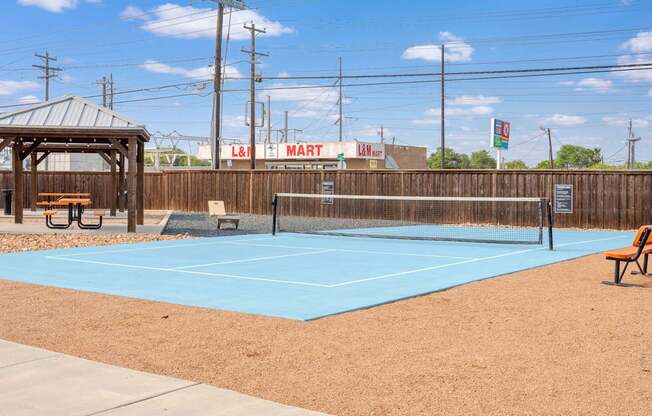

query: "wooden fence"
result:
(1, 169), (650, 230)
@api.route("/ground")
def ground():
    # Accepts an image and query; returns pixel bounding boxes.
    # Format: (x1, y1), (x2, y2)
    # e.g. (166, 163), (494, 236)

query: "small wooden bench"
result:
(604, 226), (652, 285)
(208, 201), (240, 230)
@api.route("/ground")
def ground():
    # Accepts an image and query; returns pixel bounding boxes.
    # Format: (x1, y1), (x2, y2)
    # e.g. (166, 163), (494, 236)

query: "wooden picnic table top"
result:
(36, 198), (92, 207)
(38, 192), (92, 198)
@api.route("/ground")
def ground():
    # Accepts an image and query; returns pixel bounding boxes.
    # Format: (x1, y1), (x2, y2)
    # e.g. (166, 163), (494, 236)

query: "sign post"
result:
(490, 118), (510, 169)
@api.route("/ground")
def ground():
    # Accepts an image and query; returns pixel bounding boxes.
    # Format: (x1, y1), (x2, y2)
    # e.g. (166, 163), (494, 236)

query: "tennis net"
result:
(272, 193), (553, 248)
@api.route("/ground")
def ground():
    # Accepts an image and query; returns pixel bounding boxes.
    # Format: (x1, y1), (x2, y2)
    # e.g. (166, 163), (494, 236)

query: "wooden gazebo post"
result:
(128, 137), (138, 232)
(137, 141), (144, 225)
(118, 152), (125, 213)
(12, 140), (23, 224)
(109, 150), (117, 216)
(31, 152), (38, 211)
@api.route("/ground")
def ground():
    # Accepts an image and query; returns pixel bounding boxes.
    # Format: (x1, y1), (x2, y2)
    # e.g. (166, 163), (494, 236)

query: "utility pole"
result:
(266, 95), (272, 143)
(109, 73), (114, 110)
(97, 77), (108, 107)
(541, 127), (554, 168)
(210, 0), (246, 170)
(338, 56), (344, 142)
(284, 110), (289, 143)
(626, 119), (642, 170)
(97, 75), (115, 109)
(242, 22), (268, 169)
(33, 51), (62, 101)
(440, 44), (445, 169)
(379, 125), (385, 143)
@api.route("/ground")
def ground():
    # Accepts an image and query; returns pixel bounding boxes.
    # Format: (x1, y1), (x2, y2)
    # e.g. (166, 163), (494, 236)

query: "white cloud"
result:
(17, 0), (77, 12)
(559, 78), (612, 92)
(542, 114), (587, 126)
(17, 95), (40, 104)
(262, 83), (340, 111)
(616, 32), (652, 82)
(615, 54), (652, 81)
(141, 60), (240, 80)
(412, 119), (440, 126)
(621, 31), (652, 53)
(131, 3), (293, 40)
(353, 126), (392, 139)
(120, 5), (145, 20)
(577, 78), (612, 92)
(603, 116), (649, 128)
(448, 95), (501, 105)
(0, 80), (39, 95)
(402, 32), (474, 63)
(425, 105), (494, 116)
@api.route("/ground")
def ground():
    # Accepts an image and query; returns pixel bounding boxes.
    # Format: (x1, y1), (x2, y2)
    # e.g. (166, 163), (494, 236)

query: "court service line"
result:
(46, 236), (277, 258)
(170, 249), (336, 270)
(327, 235), (631, 288)
(223, 240), (475, 260)
(43, 256), (331, 288)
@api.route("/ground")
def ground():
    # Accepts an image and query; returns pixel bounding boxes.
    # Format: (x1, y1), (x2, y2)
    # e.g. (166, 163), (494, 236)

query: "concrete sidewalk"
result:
(0, 340), (329, 416)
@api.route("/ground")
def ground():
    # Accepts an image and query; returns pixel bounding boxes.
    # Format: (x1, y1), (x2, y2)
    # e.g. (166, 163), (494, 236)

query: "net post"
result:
(546, 199), (554, 250)
(271, 193), (278, 236)
(537, 199), (544, 245)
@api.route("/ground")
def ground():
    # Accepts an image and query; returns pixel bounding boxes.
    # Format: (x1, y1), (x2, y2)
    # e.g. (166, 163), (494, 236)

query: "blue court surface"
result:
(0, 228), (633, 320)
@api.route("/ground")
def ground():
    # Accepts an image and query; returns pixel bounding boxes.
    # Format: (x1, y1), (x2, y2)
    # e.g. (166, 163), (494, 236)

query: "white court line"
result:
(44, 234), (631, 290)
(47, 236), (277, 258)
(171, 249), (335, 270)
(326, 235), (631, 288)
(224, 240), (474, 260)
(43, 256), (331, 288)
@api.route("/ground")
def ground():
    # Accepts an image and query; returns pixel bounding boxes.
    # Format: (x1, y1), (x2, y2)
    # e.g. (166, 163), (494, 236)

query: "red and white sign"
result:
(221, 142), (385, 161)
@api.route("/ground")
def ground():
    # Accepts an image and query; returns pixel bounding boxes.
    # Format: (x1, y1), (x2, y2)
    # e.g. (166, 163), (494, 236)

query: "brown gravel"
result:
(0, 233), (185, 253)
(0, 236), (651, 415)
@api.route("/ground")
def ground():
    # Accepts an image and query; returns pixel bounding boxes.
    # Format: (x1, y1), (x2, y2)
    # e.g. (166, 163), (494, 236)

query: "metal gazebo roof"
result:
(0, 95), (144, 129)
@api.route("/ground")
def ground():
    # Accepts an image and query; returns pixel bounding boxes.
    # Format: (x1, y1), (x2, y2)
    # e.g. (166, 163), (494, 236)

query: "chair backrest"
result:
(208, 200), (226, 216)
(633, 226), (652, 247)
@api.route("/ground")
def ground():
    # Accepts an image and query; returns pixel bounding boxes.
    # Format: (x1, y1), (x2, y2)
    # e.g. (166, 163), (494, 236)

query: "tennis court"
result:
(0, 227), (632, 320)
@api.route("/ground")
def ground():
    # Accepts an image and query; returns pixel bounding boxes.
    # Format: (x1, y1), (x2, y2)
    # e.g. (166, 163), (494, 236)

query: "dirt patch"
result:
(0, 238), (651, 415)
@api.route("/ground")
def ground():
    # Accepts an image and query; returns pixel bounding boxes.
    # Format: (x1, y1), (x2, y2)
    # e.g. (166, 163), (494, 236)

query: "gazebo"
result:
(0, 96), (149, 232)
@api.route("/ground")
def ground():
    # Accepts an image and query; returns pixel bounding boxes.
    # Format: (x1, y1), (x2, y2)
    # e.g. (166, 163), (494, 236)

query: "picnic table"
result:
(36, 194), (104, 230)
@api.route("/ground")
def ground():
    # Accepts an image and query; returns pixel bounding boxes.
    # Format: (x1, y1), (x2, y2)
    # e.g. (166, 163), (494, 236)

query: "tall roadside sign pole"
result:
(210, 0), (246, 170)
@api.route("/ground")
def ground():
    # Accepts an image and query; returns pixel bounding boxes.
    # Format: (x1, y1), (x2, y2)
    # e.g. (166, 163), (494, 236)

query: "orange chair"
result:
(604, 226), (652, 285)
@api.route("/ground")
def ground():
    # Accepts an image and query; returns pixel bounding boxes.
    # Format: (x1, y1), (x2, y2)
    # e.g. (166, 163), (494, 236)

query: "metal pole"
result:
(339, 56), (343, 142)
(284, 111), (288, 143)
(211, 3), (225, 170)
(440, 44), (445, 169)
(267, 95), (271, 143)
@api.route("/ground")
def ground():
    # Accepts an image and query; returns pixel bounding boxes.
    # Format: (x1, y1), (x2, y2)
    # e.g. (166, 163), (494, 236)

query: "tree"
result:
(635, 161), (652, 169)
(535, 160), (554, 169)
(504, 160), (528, 169)
(428, 147), (471, 169)
(589, 162), (621, 170)
(470, 150), (496, 169)
(555, 145), (602, 169)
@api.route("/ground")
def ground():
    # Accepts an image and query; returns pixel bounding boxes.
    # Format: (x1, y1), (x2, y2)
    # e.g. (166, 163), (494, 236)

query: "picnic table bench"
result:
(36, 194), (104, 230)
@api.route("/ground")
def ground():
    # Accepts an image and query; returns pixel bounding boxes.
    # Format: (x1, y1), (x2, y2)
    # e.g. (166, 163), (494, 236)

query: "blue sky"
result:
(1, 0), (652, 166)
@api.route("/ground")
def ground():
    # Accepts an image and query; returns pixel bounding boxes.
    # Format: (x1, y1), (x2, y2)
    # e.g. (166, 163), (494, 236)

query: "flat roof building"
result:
(198, 141), (427, 170)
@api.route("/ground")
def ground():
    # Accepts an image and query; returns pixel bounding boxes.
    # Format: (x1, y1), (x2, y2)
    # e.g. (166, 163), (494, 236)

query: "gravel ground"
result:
(162, 213), (271, 237)
(0, 233), (184, 253)
(0, 235), (651, 415)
